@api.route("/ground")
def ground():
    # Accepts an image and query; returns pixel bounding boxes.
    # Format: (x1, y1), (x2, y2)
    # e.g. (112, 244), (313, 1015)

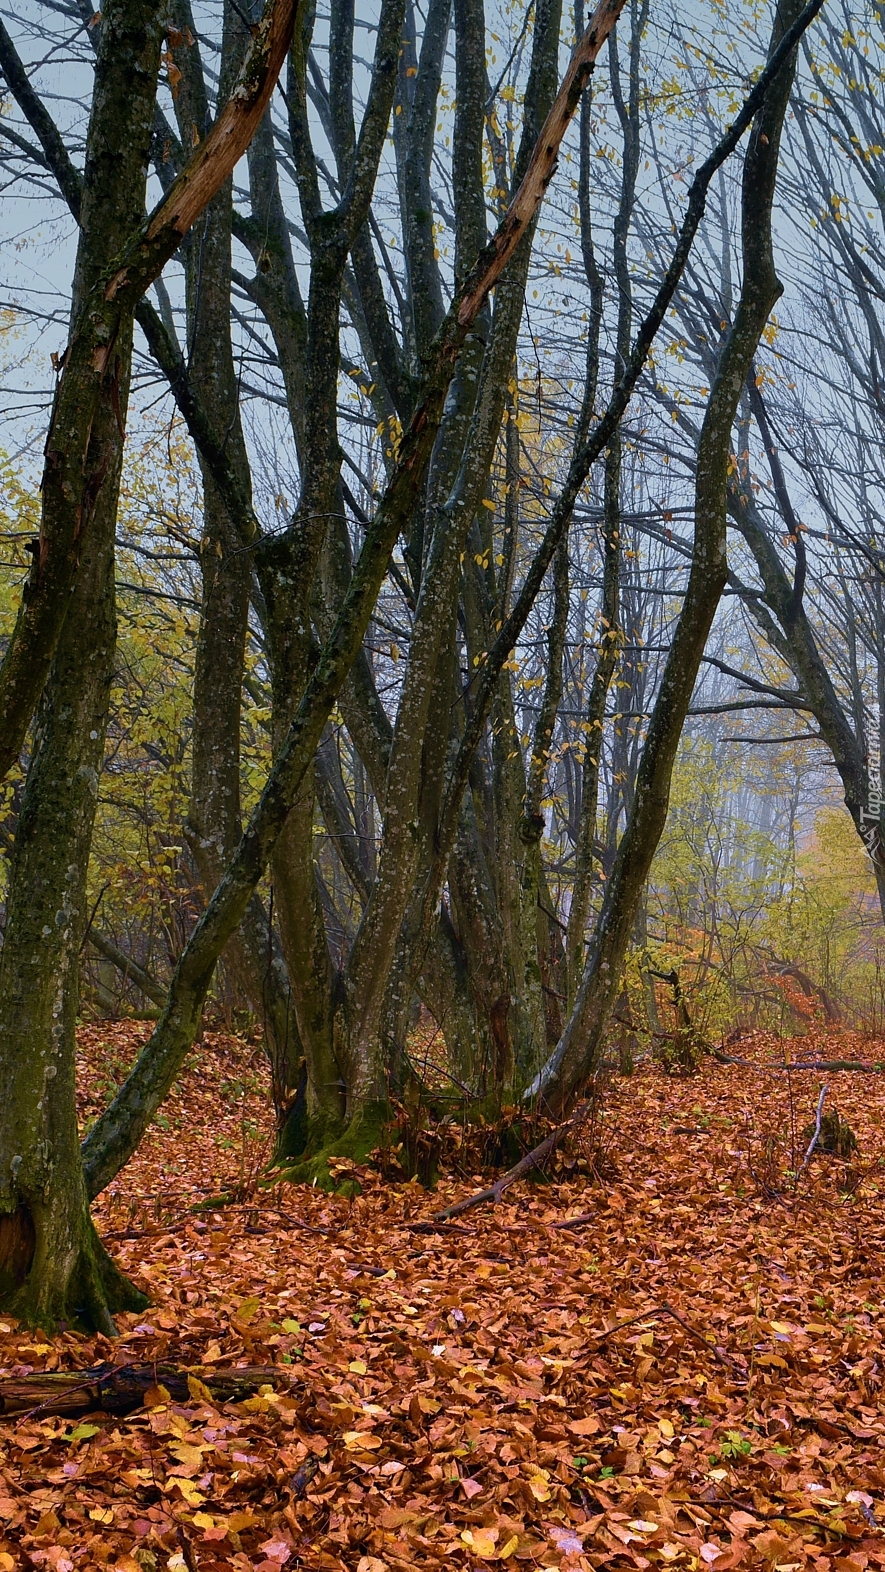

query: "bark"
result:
(531, 0), (808, 1115)
(0, 0), (163, 1330)
(174, 0), (302, 1125)
(448, 799), (519, 1091)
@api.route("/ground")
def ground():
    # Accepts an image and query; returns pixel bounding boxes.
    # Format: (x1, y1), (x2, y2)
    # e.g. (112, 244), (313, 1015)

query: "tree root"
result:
(271, 1102), (390, 1192)
(1, 1213), (149, 1336)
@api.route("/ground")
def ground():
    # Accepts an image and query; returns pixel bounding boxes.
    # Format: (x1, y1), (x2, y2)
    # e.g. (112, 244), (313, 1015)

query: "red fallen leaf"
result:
(460, 1477), (483, 1499)
(727, 1511), (758, 1533)
(708, 1541), (750, 1570)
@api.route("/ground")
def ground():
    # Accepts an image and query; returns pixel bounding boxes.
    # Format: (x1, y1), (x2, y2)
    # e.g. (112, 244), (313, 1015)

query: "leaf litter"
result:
(1, 1022), (884, 1571)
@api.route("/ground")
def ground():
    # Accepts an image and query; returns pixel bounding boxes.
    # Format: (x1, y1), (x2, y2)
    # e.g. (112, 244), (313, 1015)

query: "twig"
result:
(701, 1497), (855, 1537)
(592, 1309), (659, 1345)
(798, 1083), (828, 1177)
(586, 1301), (742, 1374)
(175, 1525), (199, 1572)
(659, 1300), (742, 1371)
(432, 1099), (592, 1220)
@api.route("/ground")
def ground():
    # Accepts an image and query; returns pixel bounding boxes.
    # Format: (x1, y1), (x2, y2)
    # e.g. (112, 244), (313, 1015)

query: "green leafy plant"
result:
(718, 1430), (753, 1459)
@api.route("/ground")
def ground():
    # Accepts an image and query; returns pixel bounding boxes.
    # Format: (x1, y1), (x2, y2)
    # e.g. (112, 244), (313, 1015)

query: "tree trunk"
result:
(176, 4), (303, 1140)
(728, 460), (885, 902)
(0, 0), (165, 1329)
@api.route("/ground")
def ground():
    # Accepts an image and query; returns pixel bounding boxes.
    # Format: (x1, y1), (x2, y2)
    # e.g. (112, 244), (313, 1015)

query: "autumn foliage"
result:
(1, 1025), (883, 1570)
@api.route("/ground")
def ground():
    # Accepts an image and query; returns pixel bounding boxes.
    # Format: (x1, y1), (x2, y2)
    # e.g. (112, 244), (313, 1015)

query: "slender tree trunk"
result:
(565, 1), (644, 1005)
(518, 532), (570, 1070)
(176, 3), (303, 1136)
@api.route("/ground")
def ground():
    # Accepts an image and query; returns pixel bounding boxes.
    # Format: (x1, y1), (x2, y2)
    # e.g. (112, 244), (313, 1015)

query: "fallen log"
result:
(713, 1049), (882, 1073)
(0, 1362), (289, 1418)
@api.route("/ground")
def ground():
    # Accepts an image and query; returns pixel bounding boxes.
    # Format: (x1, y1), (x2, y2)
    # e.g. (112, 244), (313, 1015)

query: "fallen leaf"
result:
(343, 1430), (383, 1450)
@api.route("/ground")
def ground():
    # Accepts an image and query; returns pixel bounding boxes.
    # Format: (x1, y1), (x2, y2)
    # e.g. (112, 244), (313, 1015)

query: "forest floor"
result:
(1, 1024), (884, 1572)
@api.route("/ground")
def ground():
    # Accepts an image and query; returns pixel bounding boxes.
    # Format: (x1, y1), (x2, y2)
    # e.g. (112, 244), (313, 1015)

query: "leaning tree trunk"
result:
(727, 461), (885, 918)
(0, 0), (163, 1330)
(530, 0), (806, 1115)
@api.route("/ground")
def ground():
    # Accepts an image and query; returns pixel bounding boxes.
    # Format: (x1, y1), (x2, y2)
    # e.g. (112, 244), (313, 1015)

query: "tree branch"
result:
(0, 0), (304, 786)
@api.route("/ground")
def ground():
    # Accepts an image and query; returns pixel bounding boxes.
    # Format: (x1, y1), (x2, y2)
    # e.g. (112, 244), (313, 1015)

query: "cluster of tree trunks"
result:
(0, 0), (827, 1327)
